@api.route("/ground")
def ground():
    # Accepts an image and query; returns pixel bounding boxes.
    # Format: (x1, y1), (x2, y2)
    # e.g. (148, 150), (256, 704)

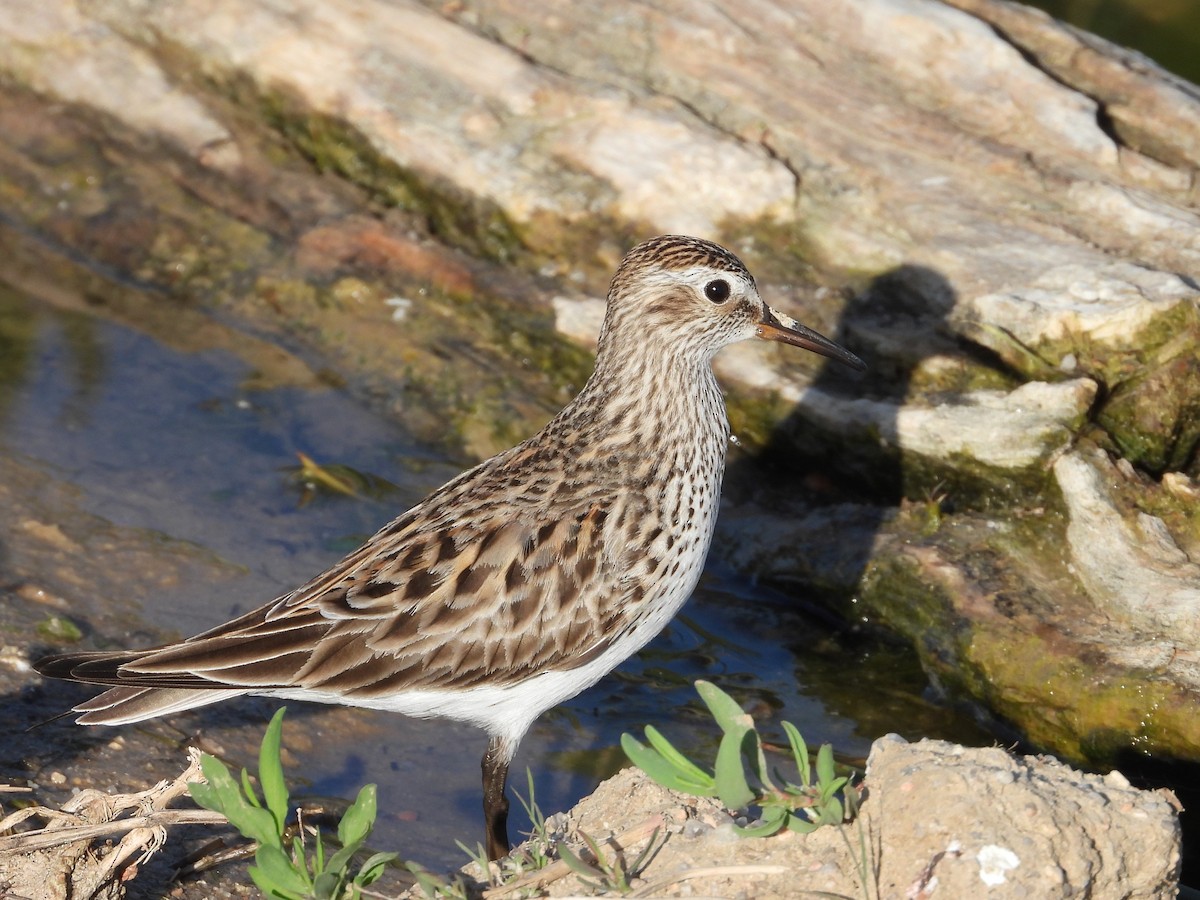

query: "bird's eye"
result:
(704, 279), (731, 303)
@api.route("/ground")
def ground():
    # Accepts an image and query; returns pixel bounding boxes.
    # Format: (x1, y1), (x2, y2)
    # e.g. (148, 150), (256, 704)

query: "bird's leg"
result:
(482, 736), (512, 861)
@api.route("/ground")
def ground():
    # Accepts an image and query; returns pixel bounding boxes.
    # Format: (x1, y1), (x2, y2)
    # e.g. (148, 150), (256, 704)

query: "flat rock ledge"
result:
(425, 735), (1182, 899)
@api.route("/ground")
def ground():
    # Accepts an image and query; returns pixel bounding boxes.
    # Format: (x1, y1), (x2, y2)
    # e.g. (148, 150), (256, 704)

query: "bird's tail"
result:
(69, 685), (249, 725)
(35, 650), (249, 725)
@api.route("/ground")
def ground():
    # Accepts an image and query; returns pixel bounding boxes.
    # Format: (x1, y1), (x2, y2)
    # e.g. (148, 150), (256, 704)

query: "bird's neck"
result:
(556, 347), (730, 470)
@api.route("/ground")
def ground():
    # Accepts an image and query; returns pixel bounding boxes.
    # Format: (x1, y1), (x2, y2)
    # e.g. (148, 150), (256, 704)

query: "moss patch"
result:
(852, 505), (1200, 765)
(1006, 300), (1200, 474)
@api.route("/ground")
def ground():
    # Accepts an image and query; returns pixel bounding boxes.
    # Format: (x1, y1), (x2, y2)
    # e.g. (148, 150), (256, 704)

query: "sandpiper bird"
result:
(36, 235), (864, 859)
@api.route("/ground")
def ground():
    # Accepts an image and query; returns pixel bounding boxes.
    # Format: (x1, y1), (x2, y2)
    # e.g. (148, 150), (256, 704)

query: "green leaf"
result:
(695, 680), (750, 734)
(622, 733), (708, 795)
(251, 844), (311, 897)
(354, 851), (399, 886)
(191, 753), (283, 848)
(734, 803), (788, 838)
(727, 721), (772, 794)
(260, 707), (291, 833)
(236, 805), (285, 851)
(241, 768), (263, 809)
(338, 783), (377, 848)
(818, 796), (844, 826)
(556, 842), (601, 881)
(820, 776), (850, 804)
(298, 833), (315, 878)
(816, 742), (837, 787)
(698, 681), (761, 809)
(406, 862), (451, 900)
(325, 838), (366, 878)
(515, 768), (546, 835)
(192, 754), (238, 809)
(187, 778), (225, 816)
(642, 725), (714, 788)
(248, 866), (297, 900)
(713, 728), (755, 810)
(312, 869), (344, 899)
(786, 811), (820, 834)
(782, 721), (812, 790)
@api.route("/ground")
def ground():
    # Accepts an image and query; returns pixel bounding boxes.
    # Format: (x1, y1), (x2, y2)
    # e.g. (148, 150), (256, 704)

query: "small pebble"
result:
(681, 818), (712, 839)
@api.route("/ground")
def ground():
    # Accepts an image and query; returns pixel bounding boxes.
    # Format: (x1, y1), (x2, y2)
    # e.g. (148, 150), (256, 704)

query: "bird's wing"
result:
(44, 471), (652, 697)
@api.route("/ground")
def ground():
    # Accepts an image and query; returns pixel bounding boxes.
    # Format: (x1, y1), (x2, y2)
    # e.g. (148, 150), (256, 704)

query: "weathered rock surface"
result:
(441, 736), (1181, 898)
(1, 0), (1198, 828)
(860, 735), (1181, 899)
(1057, 448), (1200, 646)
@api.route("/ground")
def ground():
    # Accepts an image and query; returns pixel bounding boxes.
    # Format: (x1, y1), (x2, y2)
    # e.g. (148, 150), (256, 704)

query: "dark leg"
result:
(482, 736), (512, 861)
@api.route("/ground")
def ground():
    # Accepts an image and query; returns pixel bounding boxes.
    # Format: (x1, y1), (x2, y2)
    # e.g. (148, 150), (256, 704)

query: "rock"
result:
(1055, 448), (1200, 645)
(798, 377), (1096, 476)
(94, 0), (794, 254)
(463, 737), (1180, 899)
(953, 262), (1195, 351)
(942, 0), (1200, 175)
(550, 296), (605, 348)
(1096, 322), (1200, 472)
(4, 0), (232, 159)
(863, 735), (1181, 899)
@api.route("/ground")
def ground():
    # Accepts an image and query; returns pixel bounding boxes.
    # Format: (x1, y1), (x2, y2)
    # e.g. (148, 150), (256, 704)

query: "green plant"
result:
(557, 828), (662, 894)
(621, 680), (853, 837)
(189, 707), (397, 899)
(453, 768), (557, 892)
(511, 768), (557, 872)
(404, 861), (472, 900)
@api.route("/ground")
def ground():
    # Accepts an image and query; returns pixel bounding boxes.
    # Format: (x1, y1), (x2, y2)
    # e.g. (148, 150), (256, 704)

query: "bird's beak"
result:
(756, 306), (866, 371)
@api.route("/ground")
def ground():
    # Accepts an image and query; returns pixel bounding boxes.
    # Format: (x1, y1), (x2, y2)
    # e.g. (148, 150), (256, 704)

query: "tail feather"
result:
(35, 650), (145, 683)
(71, 685), (249, 725)
(35, 650), (252, 725)
(35, 649), (244, 689)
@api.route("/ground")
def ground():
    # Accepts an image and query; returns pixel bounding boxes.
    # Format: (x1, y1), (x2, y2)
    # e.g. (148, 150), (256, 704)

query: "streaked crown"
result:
(611, 235), (754, 289)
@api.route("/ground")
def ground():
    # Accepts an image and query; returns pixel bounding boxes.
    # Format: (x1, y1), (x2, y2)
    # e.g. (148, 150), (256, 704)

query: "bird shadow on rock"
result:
(718, 264), (966, 732)
(727, 262), (1200, 885)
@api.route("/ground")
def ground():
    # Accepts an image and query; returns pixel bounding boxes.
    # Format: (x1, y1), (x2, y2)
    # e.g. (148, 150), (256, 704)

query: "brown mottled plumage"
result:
(35, 235), (864, 859)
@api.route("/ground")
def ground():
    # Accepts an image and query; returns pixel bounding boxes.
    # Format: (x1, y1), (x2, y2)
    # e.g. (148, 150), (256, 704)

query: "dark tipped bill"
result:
(756, 306), (866, 371)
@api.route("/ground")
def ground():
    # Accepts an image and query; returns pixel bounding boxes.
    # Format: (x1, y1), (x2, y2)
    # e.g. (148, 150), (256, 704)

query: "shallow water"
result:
(0, 280), (992, 867)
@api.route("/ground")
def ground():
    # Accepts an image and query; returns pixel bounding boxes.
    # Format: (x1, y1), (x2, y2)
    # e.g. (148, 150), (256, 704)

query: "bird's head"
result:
(599, 235), (865, 371)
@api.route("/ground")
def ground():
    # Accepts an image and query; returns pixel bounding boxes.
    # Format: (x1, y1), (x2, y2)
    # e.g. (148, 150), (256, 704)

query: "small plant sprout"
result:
(621, 680), (854, 837)
(403, 861), (471, 900)
(454, 768), (557, 890)
(513, 768), (558, 871)
(188, 707), (397, 900)
(557, 828), (663, 894)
